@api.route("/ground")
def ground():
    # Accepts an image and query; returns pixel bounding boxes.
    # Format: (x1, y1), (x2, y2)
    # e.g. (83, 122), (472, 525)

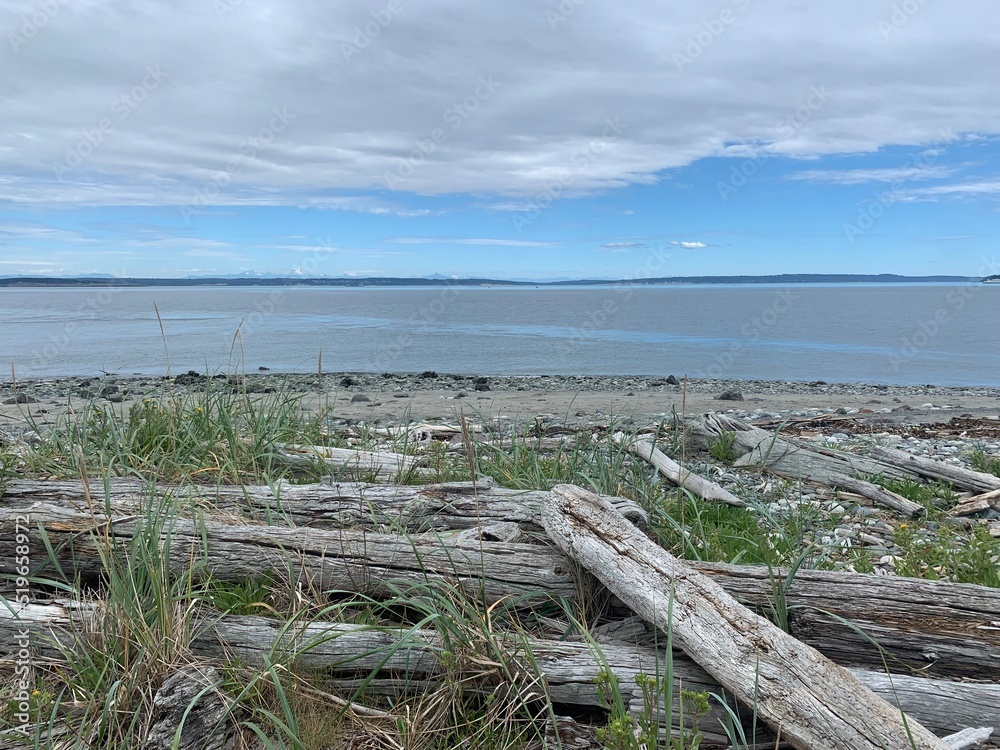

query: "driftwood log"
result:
(614, 434), (745, 506)
(868, 446), (1000, 495)
(689, 561), (1000, 681)
(5, 603), (998, 745)
(825, 473), (925, 517)
(0, 503), (579, 605)
(2, 504), (998, 680)
(0, 477), (649, 531)
(276, 444), (434, 481)
(685, 413), (1000, 494)
(143, 666), (230, 750)
(542, 484), (950, 750)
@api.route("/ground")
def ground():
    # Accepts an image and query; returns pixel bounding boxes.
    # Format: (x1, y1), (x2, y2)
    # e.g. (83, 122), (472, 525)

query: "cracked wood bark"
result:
(0, 477), (648, 531)
(541, 484), (951, 750)
(143, 666), (229, 750)
(5, 603), (998, 745)
(2, 506), (998, 680)
(687, 561), (1000, 681)
(613, 434), (745, 506)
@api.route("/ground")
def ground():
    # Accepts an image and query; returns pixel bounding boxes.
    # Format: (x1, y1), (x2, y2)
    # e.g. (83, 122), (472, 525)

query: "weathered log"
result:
(276, 443), (434, 481)
(143, 666), (230, 750)
(614, 434), (745, 507)
(5, 603), (998, 745)
(684, 414), (921, 486)
(686, 414), (1000, 498)
(950, 497), (997, 517)
(825, 472), (925, 517)
(3, 504), (998, 680)
(0, 477), (649, 531)
(868, 447), (1000, 495)
(942, 727), (995, 750)
(687, 561), (1000, 681)
(542, 484), (950, 750)
(1, 504), (578, 605)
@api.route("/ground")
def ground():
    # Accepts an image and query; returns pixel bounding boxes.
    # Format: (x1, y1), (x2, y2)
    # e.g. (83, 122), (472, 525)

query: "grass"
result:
(970, 448), (1000, 478)
(867, 475), (956, 516)
(2, 379), (999, 748)
(18, 377), (334, 484)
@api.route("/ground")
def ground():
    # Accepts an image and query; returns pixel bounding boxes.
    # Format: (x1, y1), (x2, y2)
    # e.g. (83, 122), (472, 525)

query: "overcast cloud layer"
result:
(3, 0), (999, 206)
(1, 1), (999, 278)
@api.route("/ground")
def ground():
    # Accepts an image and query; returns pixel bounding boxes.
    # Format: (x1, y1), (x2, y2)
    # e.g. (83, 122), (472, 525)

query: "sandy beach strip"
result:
(2, 371), (998, 430)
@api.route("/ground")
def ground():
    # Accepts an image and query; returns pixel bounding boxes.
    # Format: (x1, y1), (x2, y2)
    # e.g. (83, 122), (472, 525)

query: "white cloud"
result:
(788, 165), (961, 184)
(388, 237), (558, 247)
(671, 241), (710, 249)
(895, 179), (1000, 200)
(602, 241), (649, 250)
(0, 0), (997, 207)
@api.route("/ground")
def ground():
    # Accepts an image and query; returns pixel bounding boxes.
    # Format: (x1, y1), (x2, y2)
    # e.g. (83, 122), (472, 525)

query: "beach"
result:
(3, 371), (1000, 431)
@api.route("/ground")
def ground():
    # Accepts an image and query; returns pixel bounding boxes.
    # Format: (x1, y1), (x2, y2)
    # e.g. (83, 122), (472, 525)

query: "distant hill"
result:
(0, 273), (982, 288)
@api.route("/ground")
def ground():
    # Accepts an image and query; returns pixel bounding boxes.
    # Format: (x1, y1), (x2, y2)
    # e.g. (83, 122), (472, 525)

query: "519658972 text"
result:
(13, 515), (32, 606)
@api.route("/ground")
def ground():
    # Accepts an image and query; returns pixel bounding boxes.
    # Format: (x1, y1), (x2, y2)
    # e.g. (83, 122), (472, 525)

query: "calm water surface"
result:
(1, 284), (998, 386)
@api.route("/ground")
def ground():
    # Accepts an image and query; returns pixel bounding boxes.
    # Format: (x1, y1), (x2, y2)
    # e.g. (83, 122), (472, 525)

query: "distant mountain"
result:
(0, 273), (984, 288)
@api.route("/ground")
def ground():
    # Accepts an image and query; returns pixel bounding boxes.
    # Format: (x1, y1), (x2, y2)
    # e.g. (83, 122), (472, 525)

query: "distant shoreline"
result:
(0, 273), (986, 288)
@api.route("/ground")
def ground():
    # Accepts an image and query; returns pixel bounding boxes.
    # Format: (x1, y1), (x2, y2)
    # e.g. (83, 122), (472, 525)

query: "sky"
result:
(1, 0), (999, 280)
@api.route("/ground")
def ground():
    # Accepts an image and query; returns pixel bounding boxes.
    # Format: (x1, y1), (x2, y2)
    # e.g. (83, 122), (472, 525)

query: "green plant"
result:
(893, 522), (1000, 587)
(867, 475), (955, 514)
(969, 449), (1000, 478)
(707, 431), (740, 464)
(20, 378), (332, 484)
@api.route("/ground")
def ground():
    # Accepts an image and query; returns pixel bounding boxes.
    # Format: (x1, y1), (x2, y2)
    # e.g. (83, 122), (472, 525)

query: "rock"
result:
(174, 371), (204, 386)
(455, 391), (467, 398)
(665, 375), (681, 385)
(339, 376), (356, 387)
(108, 393), (125, 403)
(475, 383), (491, 392)
(351, 394), (371, 403)
(3, 394), (39, 405)
(393, 392), (409, 398)
(716, 389), (744, 401)
(418, 371), (438, 379)
(473, 376), (489, 385)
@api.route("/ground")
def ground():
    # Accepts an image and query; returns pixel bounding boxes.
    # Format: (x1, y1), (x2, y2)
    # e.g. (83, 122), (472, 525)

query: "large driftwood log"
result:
(0, 477), (649, 531)
(688, 561), (1000, 681)
(5, 603), (998, 745)
(868, 446), (1000, 495)
(1, 504), (578, 605)
(686, 413), (1000, 495)
(542, 484), (950, 750)
(613, 434), (745, 506)
(825, 473), (924, 517)
(684, 413), (915, 482)
(2, 505), (998, 680)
